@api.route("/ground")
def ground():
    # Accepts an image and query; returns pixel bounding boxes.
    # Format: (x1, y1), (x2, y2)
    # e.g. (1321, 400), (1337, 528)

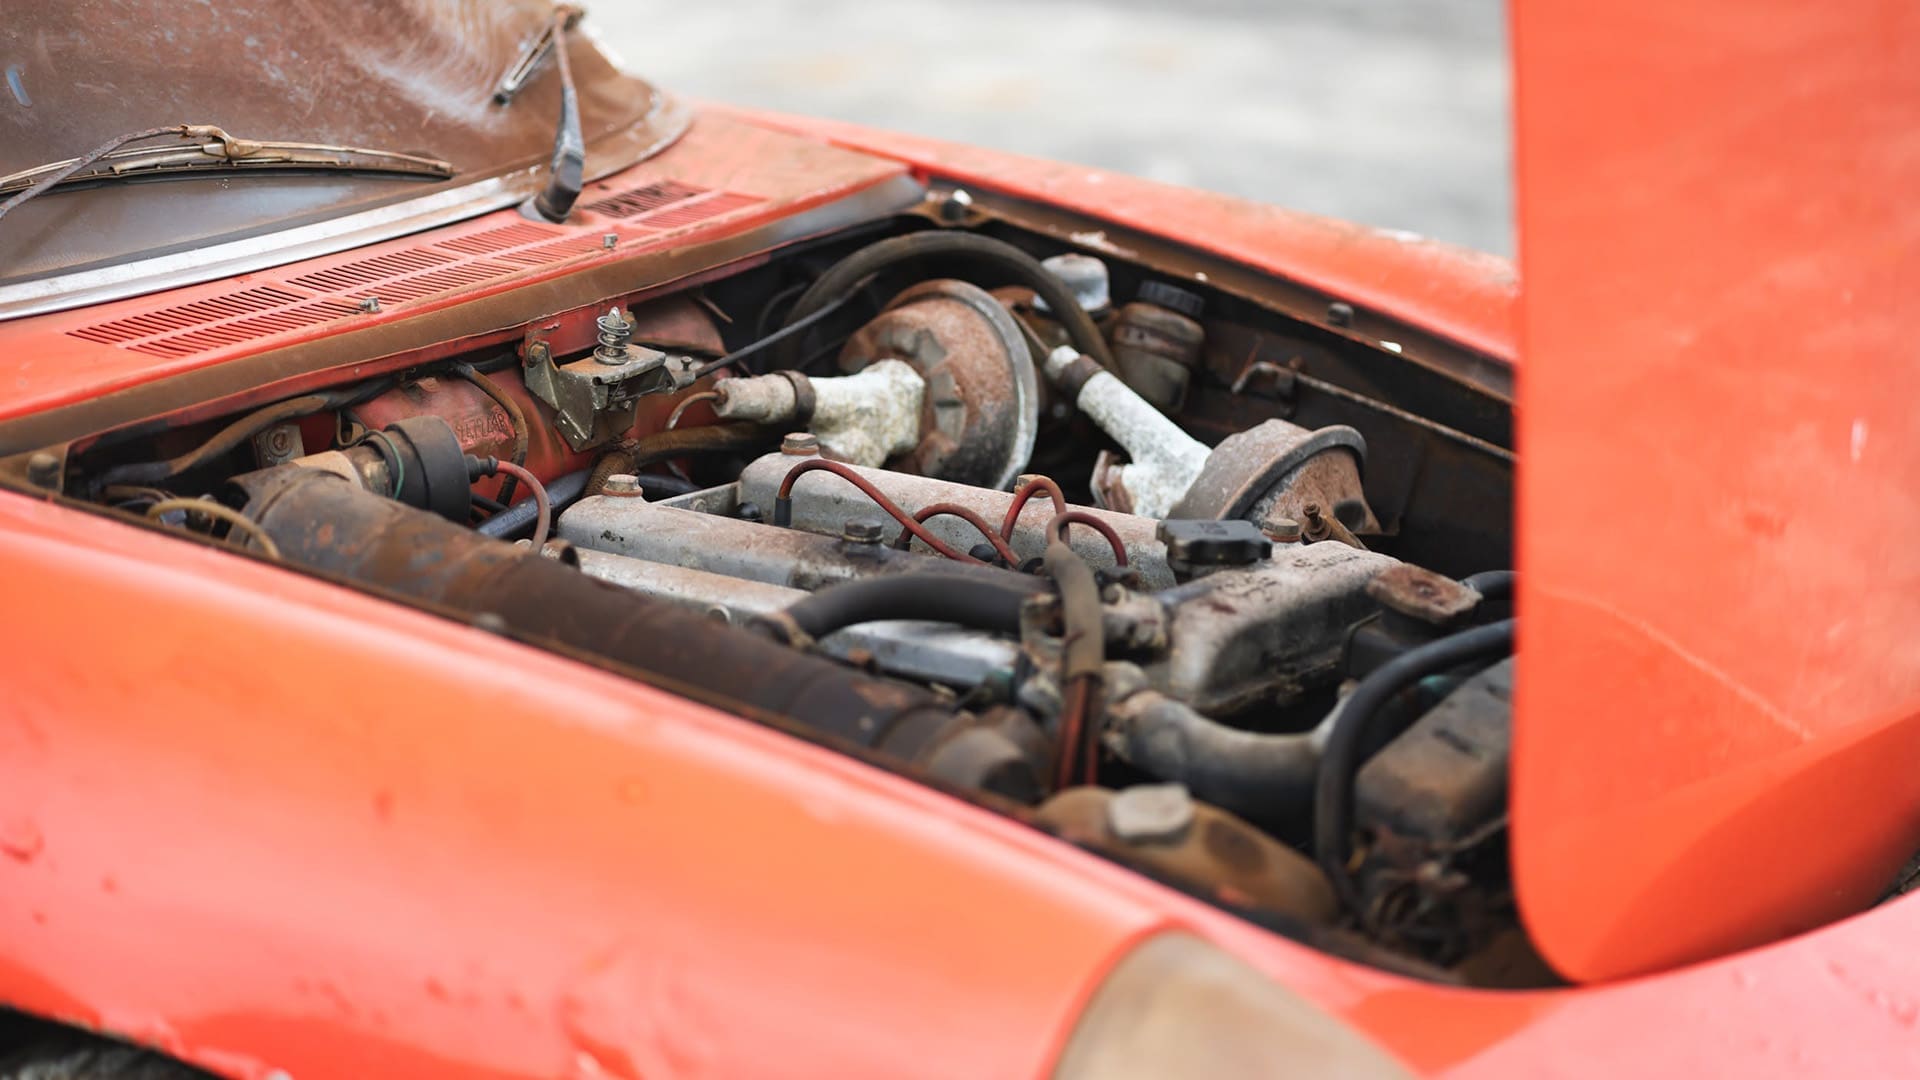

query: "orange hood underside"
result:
(1512, 0), (1920, 980)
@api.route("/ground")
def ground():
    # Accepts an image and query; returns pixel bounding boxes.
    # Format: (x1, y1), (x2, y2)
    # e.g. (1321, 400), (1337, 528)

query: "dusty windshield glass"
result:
(0, 0), (677, 296)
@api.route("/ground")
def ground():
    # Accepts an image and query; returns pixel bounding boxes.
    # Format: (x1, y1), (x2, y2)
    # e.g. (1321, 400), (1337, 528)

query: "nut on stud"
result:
(841, 518), (885, 544)
(1106, 783), (1194, 844)
(24, 451), (59, 490)
(601, 473), (644, 498)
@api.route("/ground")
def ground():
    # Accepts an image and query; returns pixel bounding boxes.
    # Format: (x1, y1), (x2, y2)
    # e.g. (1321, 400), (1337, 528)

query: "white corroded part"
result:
(712, 372), (798, 422)
(1048, 347), (1210, 519)
(1034, 252), (1112, 314)
(713, 359), (926, 469)
(809, 359), (925, 467)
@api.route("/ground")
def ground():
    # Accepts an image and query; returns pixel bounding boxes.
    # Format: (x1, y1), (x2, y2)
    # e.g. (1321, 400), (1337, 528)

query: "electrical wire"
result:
(93, 392), (333, 490)
(1048, 510), (1130, 567)
(452, 362), (528, 506)
(666, 390), (722, 430)
(491, 461), (550, 550)
(690, 287), (867, 381)
(999, 474), (1068, 539)
(145, 498), (282, 559)
(893, 502), (1024, 566)
(775, 458), (982, 563)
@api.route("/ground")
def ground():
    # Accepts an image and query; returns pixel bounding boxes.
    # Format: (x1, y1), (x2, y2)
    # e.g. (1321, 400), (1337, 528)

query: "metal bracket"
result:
(520, 311), (693, 451)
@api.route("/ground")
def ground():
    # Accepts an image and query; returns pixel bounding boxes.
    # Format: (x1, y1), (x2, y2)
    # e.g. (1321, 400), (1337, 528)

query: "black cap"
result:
(1137, 280), (1205, 319)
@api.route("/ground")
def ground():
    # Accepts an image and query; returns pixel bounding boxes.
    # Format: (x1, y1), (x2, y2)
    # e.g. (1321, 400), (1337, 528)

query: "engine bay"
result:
(35, 205), (1531, 984)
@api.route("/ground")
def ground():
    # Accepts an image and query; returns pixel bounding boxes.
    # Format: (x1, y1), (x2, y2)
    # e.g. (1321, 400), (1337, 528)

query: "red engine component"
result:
(350, 295), (726, 502)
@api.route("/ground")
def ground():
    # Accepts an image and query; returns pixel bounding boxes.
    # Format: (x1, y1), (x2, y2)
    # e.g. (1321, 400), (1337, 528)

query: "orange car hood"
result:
(1512, 1), (1920, 981)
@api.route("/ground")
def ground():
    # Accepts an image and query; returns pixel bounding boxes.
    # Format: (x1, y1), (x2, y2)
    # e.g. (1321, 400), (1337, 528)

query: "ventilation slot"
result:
(287, 248), (454, 294)
(634, 192), (764, 231)
(123, 300), (360, 358)
(497, 235), (616, 268)
(583, 180), (708, 220)
(365, 261), (517, 303)
(434, 222), (567, 257)
(69, 286), (308, 345)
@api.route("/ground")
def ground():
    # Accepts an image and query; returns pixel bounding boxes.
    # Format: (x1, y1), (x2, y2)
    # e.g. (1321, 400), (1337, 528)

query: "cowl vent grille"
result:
(63, 177), (764, 360)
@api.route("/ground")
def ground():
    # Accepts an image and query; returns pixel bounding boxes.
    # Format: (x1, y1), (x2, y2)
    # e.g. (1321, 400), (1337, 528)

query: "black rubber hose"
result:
(1313, 618), (1515, 910)
(585, 423), (774, 495)
(1461, 569), (1514, 601)
(478, 468), (589, 539)
(1109, 693), (1323, 826)
(452, 362), (528, 506)
(774, 573), (1044, 643)
(93, 393), (333, 490)
(773, 232), (1116, 370)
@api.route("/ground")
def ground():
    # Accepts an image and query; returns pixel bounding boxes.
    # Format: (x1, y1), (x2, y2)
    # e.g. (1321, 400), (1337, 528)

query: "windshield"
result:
(0, 0), (680, 309)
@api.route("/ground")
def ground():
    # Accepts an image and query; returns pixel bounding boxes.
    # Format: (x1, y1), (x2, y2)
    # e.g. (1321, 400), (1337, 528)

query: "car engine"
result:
(48, 211), (1529, 983)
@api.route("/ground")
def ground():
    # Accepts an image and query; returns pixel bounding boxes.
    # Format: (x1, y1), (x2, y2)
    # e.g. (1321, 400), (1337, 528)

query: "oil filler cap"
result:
(1157, 519), (1272, 580)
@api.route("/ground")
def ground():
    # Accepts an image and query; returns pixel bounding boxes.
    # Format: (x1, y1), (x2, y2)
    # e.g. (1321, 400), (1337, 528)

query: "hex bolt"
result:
(1265, 517), (1303, 543)
(601, 473), (644, 498)
(601, 232), (619, 250)
(1326, 301), (1354, 327)
(357, 297), (382, 313)
(842, 518), (885, 545)
(1106, 783), (1195, 844)
(780, 431), (821, 456)
(24, 451), (59, 490)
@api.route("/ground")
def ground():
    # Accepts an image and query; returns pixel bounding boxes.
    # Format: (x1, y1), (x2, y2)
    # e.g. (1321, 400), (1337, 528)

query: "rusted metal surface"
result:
(239, 466), (1042, 797)
(1036, 786), (1337, 924)
(348, 294), (723, 501)
(1109, 300), (1204, 412)
(1170, 419), (1379, 539)
(1, 0), (680, 291)
(1150, 543), (1393, 716)
(558, 486), (1039, 593)
(837, 278), (1039, 489)
(1188, 322), (1511, 577)
(1365, 564), (1479, 628)
(738, 451), (1174, 587)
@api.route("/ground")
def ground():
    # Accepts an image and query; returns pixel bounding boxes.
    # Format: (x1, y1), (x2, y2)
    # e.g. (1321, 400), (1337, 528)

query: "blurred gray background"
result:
(595, 0), (1511, 255)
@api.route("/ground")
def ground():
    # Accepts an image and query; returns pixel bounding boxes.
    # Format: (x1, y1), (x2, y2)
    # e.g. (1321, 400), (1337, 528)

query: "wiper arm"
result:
(0, 124), (454, 223)
(493, 4), (586, 105)
(495, 5), (587, 223)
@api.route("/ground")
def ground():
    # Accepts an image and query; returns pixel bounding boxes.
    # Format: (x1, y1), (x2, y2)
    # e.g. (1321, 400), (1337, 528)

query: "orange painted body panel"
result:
(9, 5), (1920, 1067)
(715, 106), (1517, 364)
(1511, 0), (1920, 979)
(11, 489), (1920, 1079)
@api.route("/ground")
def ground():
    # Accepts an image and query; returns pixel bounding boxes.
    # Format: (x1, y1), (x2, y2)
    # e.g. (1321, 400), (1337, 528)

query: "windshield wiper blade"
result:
(0, 124), (454, 222)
